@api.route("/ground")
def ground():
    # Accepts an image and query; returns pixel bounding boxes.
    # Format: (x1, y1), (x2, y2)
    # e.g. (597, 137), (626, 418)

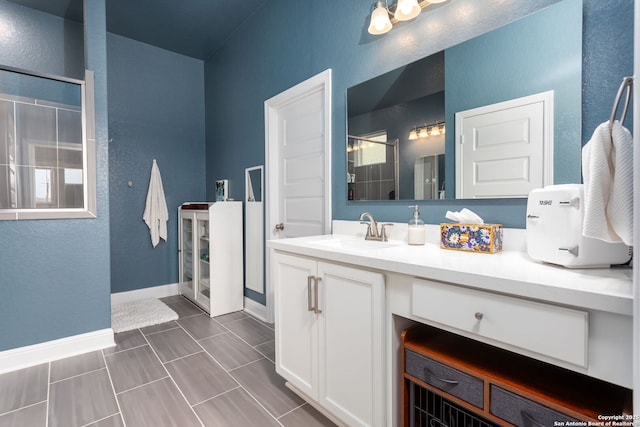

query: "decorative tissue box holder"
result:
(440, 223), (503, 254)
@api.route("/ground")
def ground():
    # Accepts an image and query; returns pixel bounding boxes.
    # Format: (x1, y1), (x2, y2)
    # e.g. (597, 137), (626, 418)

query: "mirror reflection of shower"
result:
(347, 133), (398, 201)
(414, 154), (445, 200)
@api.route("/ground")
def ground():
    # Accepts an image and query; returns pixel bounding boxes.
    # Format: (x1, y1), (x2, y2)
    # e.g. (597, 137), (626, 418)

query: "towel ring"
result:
(609, 76), (634, 134)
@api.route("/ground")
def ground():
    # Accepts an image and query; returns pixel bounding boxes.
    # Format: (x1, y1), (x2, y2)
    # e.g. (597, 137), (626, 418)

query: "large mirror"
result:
(245, 165), (264, 295)
(346, 0), (582, 201)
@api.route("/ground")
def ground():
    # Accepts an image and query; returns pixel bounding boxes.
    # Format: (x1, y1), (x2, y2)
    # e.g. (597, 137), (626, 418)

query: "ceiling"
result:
(7, 0), (269, 60)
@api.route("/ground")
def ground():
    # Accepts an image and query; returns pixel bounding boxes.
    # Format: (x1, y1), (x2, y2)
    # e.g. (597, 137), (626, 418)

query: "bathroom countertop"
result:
(268, 232), (633, 316)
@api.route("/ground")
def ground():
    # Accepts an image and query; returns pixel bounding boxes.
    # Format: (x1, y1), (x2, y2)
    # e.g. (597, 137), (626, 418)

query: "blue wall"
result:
(205, 0), (633, 303)
(0, 0), (111, 351)
(107, 34), (206, 294)
(0, 0), (632, 338)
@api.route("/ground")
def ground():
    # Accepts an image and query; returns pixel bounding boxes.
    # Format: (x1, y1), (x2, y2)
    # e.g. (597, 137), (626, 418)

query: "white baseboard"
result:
(111, 283), (180, 305)
(243, 297), (268, 323)
(0, 328), (115, 375)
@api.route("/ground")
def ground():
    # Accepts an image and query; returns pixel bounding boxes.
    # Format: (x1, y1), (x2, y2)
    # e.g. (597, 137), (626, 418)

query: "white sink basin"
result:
(308, 237), (403, 251)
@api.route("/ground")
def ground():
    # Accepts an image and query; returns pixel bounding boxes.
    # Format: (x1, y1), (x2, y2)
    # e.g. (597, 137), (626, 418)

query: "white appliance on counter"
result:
(526, 184), (631, 268)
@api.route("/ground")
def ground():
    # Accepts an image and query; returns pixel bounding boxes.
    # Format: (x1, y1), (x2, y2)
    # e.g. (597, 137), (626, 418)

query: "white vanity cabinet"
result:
(178, 202), (243, 316)
(273, 252), (385, 427)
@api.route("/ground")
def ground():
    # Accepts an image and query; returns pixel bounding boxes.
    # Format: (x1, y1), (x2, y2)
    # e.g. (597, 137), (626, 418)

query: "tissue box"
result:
(440, 223), (503, 253)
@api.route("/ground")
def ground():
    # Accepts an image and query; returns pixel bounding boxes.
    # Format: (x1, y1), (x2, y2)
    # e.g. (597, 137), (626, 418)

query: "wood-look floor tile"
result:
(279, 403), (338, 427)
(224, 317), (274, 346)
(248, 314), (275, 330)
(48, 369), (118, 427)
(104, 345), (167, 393)
(145, 327), (203, 363)
(194, 388), (281, 427)
(85, 413), (125, 427)
(50, 350), (105, 382)
(118, 377), (201, 427)
(255, 340), (276, 362)
(159, 295), (186, 305)
(177, 314), (227, 340)
(199, 332), (263, 370)
(0, 402), (46, 427)
(164, 299), (204, 318)
(164, 352), (237, 405)
(213, 310), (247, 324)
(0, 363), (48, 414)
(230, 358), (304, 418)
(103, 329), (147, 355)
(140, 320), (179, 335)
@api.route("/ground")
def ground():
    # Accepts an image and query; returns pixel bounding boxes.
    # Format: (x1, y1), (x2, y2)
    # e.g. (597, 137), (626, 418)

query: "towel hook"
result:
(609, 76), (633, 135)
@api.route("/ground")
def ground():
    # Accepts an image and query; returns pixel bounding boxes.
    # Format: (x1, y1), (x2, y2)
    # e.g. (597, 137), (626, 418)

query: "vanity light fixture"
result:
(409, 122), (445, 140)
(368, 0), (450, 35)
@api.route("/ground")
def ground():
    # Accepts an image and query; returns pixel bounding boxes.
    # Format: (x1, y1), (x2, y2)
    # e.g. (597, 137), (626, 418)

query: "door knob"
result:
(275, 223), (285, 231)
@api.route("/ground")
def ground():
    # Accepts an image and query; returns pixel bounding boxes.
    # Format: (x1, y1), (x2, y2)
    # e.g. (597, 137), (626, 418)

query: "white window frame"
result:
(0, 66), (96, 220)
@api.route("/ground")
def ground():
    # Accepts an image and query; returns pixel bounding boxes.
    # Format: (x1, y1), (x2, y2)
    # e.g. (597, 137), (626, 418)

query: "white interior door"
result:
(265, 69), (332, 322)
(455, 91), (554, 198)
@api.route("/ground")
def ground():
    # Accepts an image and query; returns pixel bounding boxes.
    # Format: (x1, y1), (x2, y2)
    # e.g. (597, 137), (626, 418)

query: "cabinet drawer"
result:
(412, 279), (588, 366)
(405, 350), (483, 408)
(490, 386), (580, 426)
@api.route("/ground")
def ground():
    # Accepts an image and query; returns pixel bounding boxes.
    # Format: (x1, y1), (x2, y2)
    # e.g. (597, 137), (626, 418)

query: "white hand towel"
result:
(582, 121), (633, 245)
(143, 159), (169, 247)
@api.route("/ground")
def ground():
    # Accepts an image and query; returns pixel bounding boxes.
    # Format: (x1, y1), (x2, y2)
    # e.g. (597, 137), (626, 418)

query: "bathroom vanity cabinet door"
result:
(317, 262), (385, 427)
(273, 252), (319, 400)
(273, 252), (386, 427)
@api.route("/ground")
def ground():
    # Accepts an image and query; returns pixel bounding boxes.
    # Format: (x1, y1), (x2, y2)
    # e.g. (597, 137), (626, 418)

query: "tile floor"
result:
(0, 295), (337, 427)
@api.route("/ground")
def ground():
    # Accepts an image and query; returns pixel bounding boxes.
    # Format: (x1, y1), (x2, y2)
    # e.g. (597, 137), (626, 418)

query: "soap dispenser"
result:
(408, 205), (426, 245)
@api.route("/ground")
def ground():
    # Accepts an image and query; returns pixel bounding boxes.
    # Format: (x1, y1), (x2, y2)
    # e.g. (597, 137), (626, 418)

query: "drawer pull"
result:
(474, 312), (484, 320)
(424, 368), (459, 386)
(521, 410), (546, 427)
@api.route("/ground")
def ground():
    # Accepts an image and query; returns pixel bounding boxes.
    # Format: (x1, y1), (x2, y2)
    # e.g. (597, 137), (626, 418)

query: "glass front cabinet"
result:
(178, 202), (243, 316)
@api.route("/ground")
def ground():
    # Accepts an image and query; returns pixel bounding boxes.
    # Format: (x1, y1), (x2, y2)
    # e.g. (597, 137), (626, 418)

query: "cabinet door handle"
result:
(275, 223), (285, 231)
(424, 368), (459, 385)
(307, 276), (314, 312)
(521, 410), (546, 427)
(314, 277), (322, 314)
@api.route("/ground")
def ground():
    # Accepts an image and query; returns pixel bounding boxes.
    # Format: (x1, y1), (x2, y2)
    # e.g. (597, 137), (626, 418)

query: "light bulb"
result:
(409, 129), (418, 140)
(368, 2), (393, 35)
(395, 0), (421, 21)
(418, 128), (428, 138)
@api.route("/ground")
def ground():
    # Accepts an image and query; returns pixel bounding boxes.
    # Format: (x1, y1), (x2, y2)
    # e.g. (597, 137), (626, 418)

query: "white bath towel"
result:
(582, 121), (633, 245)
(143, 159), (169, 247)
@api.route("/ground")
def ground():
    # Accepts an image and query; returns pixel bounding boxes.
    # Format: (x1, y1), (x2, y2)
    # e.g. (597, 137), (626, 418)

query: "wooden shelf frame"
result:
(400, 325), (632, 426)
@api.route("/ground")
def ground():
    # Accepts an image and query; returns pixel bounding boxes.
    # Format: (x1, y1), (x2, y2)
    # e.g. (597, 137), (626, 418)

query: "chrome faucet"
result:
(359, 212), (393, 242)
